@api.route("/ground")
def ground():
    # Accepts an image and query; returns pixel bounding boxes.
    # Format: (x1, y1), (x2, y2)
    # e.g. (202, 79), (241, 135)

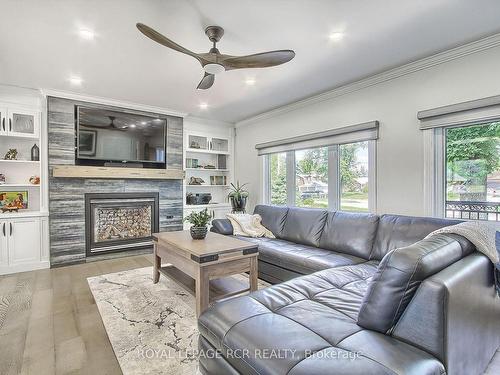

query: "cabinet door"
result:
(0, 108), (7, 135)
(187, 134), (209, 151)
(7, 108), (40, 137)
(8, 218), (41, 265)
(0, 222), (8, 266)
(210, 137), (229, 152)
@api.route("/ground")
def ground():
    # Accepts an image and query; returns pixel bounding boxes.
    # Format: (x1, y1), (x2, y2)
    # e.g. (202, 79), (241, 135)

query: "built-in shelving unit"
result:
(186, 184), (230, 188)
(183, 123), (234, 228)
(0, 159), (40, 163)
(185, 168), (229, 172)
(0, 89), (49, 275)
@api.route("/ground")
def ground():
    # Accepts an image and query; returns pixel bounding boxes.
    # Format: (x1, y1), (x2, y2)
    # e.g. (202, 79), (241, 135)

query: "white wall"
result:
(234, 45), (500, 216)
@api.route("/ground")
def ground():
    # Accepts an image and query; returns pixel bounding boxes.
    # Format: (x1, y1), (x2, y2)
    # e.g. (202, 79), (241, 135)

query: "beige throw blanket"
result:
(226, 213), (275, 238)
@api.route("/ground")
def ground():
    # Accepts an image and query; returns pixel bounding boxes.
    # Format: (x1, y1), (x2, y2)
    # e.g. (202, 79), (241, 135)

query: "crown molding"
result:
(40, 88), (187, 118)
(236, 32), (500, 128)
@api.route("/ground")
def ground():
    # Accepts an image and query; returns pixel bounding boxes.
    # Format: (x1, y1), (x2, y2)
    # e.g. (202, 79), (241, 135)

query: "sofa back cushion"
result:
(253, 205), (289, 237)
(370, 214), (462, 260)
(280, 207), (328, 247)
(357, 234), (474, 333)
(318, 212), (379, 259)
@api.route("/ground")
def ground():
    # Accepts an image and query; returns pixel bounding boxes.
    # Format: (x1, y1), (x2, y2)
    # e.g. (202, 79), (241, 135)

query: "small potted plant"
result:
(184, 209), (212, 240)
(227, 181), (249, 213)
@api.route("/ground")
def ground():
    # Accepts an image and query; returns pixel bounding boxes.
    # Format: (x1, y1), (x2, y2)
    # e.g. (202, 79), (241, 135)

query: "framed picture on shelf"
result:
(79, 130), (97, 156)
(210, 176), (227, 186)
(186, 158), (199, 168)
(0, 191), (29, 211)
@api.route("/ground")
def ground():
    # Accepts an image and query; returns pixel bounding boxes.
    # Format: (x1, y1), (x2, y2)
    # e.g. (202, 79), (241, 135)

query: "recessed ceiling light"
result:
(328, 32), (344, 42)
(199, 103), (209, 110)
(141, 121), (147, 125)
(245, 78), (256, 86)
(130, 124), (136, 128)
(69, 76), (83, 85)
(79, 29), (95, 40)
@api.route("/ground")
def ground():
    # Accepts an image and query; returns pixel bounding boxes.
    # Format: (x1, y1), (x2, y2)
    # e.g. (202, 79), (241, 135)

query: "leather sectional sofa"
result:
(201, 205), (500, 375)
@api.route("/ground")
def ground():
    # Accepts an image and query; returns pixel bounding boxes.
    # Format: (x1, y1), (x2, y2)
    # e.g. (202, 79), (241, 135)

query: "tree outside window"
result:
(445, 121), (500, 220)
(340, 142), (369, 212)
(269, 152), (287, 205)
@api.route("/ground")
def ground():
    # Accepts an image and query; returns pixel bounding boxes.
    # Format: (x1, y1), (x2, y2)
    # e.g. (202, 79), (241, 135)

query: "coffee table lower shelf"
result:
(159, 265), (254, 304)
(152, 231), (259, 317)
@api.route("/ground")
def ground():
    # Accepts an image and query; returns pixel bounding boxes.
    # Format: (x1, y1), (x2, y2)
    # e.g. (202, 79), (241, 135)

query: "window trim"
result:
(264, 140), (377, 212)
(425, 121), (499, 219)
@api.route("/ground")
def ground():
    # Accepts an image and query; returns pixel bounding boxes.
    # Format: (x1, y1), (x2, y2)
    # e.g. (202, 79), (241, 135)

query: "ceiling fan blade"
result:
(197, 72), (215, 90)
(136, 23), (205, 63)
(221, 50), (295, 70)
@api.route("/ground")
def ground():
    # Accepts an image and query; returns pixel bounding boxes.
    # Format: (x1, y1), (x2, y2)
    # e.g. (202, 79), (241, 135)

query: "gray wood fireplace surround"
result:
(48, 97), (183, 266)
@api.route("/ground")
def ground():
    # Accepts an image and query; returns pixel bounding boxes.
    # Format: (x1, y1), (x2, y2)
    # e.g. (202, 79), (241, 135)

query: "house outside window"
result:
(295, 147), (329, 208)
(264, 141), (376, 212)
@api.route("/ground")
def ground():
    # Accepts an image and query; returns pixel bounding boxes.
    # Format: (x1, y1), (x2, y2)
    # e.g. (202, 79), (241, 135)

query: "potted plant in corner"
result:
(184, 209), (212, 240)
(228, 181), (249, 213)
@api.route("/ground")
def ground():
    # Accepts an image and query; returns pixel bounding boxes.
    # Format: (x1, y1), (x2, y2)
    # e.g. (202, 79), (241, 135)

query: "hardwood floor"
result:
(0, 255), (498, 375)
(0, 255), (152, 375)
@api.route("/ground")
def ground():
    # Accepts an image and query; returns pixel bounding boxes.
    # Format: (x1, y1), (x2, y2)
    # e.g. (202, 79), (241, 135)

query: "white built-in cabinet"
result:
(0, 217), (48, 272)
(0, 90), (49, 275)
(0, 107), (40, 138)
(183, 124), (234, 229)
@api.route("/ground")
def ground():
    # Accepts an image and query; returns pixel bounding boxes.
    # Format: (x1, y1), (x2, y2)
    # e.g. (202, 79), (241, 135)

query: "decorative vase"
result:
(190, 226), (208, 240)
(230, 196), (247, 213)
(31, 144), (39, 161)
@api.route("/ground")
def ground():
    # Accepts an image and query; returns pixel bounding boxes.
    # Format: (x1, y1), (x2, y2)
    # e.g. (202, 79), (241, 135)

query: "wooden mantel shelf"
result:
(52, 165), (185, 180)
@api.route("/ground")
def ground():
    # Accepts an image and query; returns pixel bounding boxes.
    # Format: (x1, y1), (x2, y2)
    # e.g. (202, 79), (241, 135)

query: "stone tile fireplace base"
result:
(85, 193), (159, 256)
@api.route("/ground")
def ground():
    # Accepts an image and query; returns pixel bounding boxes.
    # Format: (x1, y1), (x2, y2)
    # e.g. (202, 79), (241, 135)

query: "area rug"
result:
(87, 266), (266, 375)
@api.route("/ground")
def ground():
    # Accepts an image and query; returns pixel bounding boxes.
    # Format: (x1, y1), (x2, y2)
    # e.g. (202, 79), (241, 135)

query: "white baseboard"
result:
(0, 261), (50, 276)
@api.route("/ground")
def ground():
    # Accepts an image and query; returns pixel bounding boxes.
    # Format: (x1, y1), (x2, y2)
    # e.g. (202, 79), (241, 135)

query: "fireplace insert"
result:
(85, 192), (159, 256)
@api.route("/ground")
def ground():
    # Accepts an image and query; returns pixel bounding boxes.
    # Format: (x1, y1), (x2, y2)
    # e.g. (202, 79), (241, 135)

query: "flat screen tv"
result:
(76, 106), (166, 168)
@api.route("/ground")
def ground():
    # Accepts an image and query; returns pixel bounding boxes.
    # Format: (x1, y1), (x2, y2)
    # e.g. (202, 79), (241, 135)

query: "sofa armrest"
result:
(393, 253), (500, 375)
(210, 219), (233, 235)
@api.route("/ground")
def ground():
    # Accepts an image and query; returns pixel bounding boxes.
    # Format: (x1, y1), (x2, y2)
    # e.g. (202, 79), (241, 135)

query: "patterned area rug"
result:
(87, 266), (265, 375)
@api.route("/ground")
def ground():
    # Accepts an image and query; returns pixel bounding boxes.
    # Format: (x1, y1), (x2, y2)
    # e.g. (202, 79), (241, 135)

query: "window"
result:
(265, 142), (374, 212)
(444, 121), (500, 221)
(295, 147), (328, 208)
(340, 141), (369, 212)
(269, 152), (287, 205)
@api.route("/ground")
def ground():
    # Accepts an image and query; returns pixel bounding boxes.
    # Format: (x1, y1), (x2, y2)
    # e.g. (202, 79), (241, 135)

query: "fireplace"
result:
(85, 193), (159, 256)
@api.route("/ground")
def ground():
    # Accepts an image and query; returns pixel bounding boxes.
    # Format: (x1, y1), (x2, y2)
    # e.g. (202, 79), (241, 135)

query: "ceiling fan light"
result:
(203, 63), (225, 75)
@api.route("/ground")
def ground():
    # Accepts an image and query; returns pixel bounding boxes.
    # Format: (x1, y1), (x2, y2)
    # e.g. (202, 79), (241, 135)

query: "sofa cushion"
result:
(319, 211), (379, 259)
(253, 205), (288, 236)
(237, 236), (367, 275)
(280, 207), (328, 247)
(199, 263), (444, 375)
(369, 214), (461, 260)
(357, 234), (474, 333)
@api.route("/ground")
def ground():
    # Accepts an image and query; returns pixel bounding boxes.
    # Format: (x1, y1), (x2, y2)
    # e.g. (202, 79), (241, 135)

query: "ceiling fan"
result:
(136, 23), (295, 89)
(83, 116), (128, 131)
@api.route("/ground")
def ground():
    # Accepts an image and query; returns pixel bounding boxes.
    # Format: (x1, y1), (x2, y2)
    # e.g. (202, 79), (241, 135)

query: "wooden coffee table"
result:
(152, 230), (259, 317)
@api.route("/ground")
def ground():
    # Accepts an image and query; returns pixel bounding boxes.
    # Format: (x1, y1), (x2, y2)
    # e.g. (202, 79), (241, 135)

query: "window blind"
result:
(418, 94), (500, 129)
(255, 121), (379, 156)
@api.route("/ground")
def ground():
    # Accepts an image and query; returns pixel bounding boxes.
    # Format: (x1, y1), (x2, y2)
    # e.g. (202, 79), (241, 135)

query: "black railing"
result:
(445, 200), (500, 221)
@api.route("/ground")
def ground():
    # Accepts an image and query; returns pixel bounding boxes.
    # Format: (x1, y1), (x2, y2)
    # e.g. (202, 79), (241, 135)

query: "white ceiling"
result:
(2, 0), (500, 123)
